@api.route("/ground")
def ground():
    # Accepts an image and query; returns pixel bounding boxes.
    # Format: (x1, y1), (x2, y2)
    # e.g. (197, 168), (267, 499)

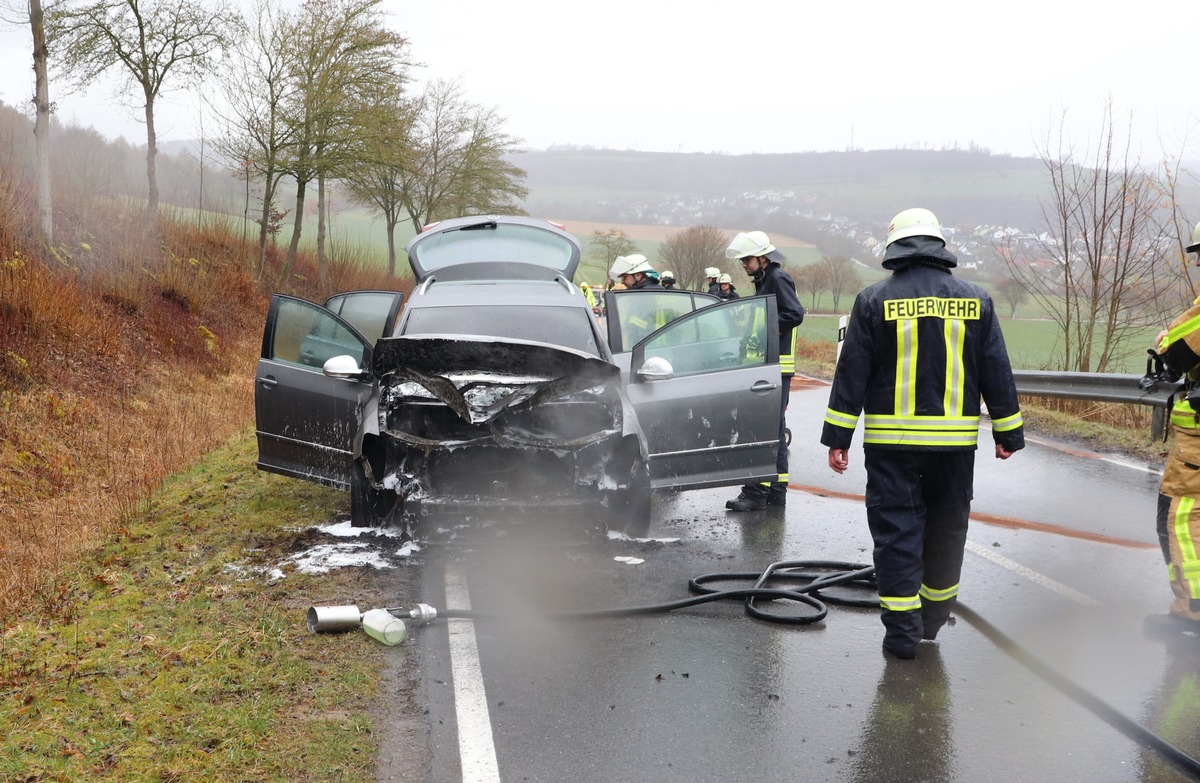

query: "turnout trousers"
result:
(864, 448), (975, 651)
(1156, 422), (1200, 622)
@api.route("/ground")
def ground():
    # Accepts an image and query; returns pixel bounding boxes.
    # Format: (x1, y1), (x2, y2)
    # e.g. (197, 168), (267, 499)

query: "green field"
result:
(801, 313), (1159, 373)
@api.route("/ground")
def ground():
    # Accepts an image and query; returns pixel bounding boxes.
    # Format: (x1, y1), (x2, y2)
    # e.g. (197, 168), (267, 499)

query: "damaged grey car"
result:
(254, 216), (784, 538)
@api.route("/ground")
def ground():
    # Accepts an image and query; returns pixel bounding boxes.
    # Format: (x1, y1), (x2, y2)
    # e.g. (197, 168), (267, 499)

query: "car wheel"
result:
(350, 460), (394, 528)
(613, 457), (652, 538)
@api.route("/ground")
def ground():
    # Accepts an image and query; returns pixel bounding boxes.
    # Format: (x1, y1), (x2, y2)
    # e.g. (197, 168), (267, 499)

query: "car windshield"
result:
(404, 305), (601, 357)
(411, 223), (575, 277)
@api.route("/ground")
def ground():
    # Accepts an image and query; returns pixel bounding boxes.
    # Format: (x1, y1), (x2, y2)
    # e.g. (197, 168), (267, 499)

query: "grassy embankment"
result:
(1, 180), (414, 780)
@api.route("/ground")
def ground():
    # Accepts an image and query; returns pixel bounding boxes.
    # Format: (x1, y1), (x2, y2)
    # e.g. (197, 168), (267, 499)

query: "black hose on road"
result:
(432, 559), (878, 625)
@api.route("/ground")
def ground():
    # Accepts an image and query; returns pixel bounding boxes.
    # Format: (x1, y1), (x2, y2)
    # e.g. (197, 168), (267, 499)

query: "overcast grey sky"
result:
(1, 0), (1196, 160)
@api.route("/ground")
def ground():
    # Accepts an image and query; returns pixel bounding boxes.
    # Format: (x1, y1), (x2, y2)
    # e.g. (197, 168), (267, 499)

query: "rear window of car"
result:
(403, 305), (601, 357)
(412, 223), (575, 276)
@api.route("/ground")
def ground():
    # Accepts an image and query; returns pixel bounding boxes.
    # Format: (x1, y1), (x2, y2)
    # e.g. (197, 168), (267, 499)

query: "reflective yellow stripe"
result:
(864, 429), (979, 447)
(630, 316), (648, 329)
(919, 583), (959, 602)
(781, 329), (797, 373)
(1173, 498), (1200, 600)
(992, 412), (1023, 432)
(1166, 312), (1200, 346)
(895, 319), (917, 416)
(880, 595), (921, 612)
(1172, 399), (1200, 429)
(825, 408), (859, 429)
(943, 317), (965, 416)
(865, 414), (980, 429)
(1173, 411), (1200, 429)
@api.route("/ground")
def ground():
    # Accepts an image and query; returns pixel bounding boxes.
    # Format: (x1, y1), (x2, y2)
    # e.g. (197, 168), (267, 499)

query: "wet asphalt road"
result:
(381, 379), (1200, 783)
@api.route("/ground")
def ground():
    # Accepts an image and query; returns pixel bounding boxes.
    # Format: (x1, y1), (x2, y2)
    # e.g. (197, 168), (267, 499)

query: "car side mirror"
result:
(323, 354), (367, 379)
(636, 356), (674, 382)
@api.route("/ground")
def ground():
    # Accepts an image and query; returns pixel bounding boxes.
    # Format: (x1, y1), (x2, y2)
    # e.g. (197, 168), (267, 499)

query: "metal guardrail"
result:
(1011, 370), (1175, 440)
(1011, 370), (1174, 408)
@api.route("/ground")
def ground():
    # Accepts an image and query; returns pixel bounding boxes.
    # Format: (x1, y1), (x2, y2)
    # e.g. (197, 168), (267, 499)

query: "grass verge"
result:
(1, 431), (413, 783)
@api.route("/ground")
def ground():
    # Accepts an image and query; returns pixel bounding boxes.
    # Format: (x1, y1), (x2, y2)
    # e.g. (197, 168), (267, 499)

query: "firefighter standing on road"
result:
(724, 231), (806, 512)
(1146, 220), (1200, 639)
(821, 208), (1024, 660)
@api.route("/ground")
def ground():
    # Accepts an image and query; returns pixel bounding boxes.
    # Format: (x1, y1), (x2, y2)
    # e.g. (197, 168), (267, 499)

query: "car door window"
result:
(272, 298), (368, 369)
(324, 292), (404, 341)
(639, 296), (771, 377)
(606, 290), (719, 353)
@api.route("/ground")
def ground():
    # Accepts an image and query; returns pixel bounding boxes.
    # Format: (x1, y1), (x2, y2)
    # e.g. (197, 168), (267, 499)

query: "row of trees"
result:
(8, 0), (528, 284)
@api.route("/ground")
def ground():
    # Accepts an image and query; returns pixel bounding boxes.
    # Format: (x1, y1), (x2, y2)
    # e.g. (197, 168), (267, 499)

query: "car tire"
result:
(350, 460), (394, 528)
(615, 457), (652, 538)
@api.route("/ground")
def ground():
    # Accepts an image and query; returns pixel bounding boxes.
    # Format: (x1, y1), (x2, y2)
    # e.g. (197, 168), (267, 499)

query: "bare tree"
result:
(276, 0), (410, 283)
(1, 0), (54, 240)
(658, 225), (727, 291)
(1004, 104), (1178, 372)
(822, 255), (862, 311)
(212, 0), (295, 276)
(795, 263), (831, 310)
(343, 89), (415, 277)
(588, 228), (636, 272)
(50, 0), (233, 217)
(397, 78), (527, 235)
(994, 276), (1028, 319)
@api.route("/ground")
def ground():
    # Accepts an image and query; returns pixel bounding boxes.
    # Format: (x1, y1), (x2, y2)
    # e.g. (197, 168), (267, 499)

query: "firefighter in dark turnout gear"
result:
(821, 208), (1024, 659)
(1146, 220), (1200, 640)
(724, 231), (806, 512)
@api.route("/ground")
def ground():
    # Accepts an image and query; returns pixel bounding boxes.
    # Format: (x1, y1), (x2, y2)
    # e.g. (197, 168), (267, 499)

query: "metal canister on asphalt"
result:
(361, 608), (407, 646)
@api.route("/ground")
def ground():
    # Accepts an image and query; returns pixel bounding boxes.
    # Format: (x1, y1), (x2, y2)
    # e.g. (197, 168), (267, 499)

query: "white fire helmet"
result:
(885, 208), (945, 247)
(1187, 220), (1200, 254)
(725, 231), (786, 262)
(718, 273), (732, 284)
(661, 270), (676, 281)
(609, 253), (655, 280)
(704, 267), (721, 279)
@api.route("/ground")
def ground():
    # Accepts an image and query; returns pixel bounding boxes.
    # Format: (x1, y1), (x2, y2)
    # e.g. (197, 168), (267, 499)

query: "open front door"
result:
(623, 295), (781, 491)
(254, 294), (399, 488)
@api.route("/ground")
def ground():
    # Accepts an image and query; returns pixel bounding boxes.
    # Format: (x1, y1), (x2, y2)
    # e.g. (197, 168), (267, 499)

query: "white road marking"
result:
(965, 539), (1100, 606)
(445, 568), (502, 783)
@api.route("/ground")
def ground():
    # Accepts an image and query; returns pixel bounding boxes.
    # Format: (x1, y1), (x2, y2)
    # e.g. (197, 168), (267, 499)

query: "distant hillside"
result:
(515, 147), (1052, 231)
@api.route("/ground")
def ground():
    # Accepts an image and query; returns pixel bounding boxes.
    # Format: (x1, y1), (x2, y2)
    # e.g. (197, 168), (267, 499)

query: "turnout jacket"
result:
(752, 262), (806, 374)
(821, 244), (1024, 453)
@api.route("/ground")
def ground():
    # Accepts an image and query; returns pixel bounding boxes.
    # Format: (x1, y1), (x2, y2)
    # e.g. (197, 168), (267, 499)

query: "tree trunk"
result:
(257, 165), (276, 277)
(316, 170), (328, 286)
(30, 0), (52, 243)
(284, 176), (307, 282)
(386, 214), (397, 277)
(144, 92), (159, 216)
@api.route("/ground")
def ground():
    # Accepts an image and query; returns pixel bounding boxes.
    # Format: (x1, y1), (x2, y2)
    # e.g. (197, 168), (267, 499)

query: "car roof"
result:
(406, 278), (590, 309)
(404, 216), (582, 283)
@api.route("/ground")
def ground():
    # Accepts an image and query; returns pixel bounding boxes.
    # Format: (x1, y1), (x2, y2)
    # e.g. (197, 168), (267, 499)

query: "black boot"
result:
(726, 491), (767, 512)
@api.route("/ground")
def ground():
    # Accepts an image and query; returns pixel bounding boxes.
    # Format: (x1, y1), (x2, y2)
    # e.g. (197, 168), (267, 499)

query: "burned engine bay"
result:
(363, 336), (646, 533)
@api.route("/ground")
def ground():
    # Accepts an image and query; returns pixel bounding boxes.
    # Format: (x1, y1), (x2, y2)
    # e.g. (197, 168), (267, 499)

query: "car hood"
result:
(372, 335), (620, 426)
